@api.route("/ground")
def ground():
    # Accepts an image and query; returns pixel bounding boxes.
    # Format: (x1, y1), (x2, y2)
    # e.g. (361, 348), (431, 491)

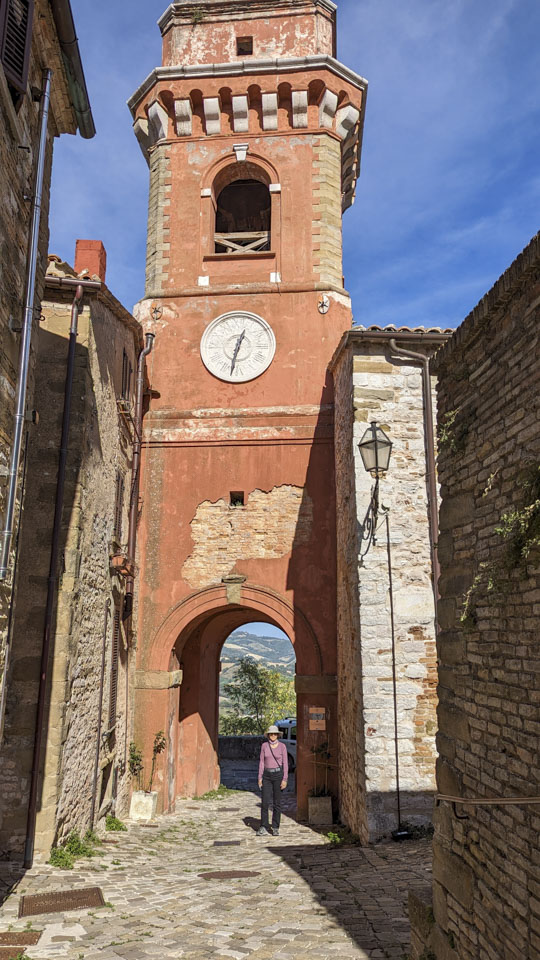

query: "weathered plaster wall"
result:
(0, 278), (140, 859)
(411, 233), (540, 960)
(333, 338), (438, 841)
(161, 0), (335, 66)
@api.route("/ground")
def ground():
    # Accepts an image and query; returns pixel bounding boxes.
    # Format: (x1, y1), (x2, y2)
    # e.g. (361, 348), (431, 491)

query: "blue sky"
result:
(50, 0), (540, 329)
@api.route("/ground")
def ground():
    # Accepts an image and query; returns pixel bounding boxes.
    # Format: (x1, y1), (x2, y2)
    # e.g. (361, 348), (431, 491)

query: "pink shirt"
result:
(258, 740), (288, 781)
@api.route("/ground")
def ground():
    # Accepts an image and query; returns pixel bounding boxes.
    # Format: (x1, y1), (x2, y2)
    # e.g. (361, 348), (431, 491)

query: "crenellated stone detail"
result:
(175, 98), (193, 136)
(232, 95), (249, 133)
(261, 92), (278, 130)
(319, 88), (338, 129)
(336, 103), (360, 141)
(203, 97), (221, 135)
(292, 90), (308, 128)
(148, 101), (169, 142)
(137, 85), (362, 212)
(133, 118), (151, 163)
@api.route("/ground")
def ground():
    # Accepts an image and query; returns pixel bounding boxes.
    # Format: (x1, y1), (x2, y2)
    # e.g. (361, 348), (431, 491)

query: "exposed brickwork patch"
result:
(182, 485), (312, 588)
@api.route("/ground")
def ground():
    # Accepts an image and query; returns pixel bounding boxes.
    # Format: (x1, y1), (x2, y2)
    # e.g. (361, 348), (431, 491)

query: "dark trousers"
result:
(261, 770), (282, 829)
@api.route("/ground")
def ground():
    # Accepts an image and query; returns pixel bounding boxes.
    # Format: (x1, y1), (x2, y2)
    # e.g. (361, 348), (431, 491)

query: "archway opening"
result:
(218, 620), (296, 793)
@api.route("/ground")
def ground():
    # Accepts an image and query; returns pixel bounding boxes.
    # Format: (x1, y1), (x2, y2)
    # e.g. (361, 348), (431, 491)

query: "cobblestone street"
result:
(0, 779), (432, 960)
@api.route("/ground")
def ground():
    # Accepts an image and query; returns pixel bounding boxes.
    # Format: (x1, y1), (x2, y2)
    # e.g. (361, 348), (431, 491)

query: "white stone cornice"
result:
(261, 92), (278, 130)
(203, 96), (221, 135)
(232, 95), (249, 133)
(148, 101), (169, 142)
(127, 55), (367, 116)
(174, 98), (193, 136)
(292, 90), (308, 128)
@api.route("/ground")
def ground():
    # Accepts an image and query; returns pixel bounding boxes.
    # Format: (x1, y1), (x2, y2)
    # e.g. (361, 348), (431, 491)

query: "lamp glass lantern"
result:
(358, 422), (392, 478)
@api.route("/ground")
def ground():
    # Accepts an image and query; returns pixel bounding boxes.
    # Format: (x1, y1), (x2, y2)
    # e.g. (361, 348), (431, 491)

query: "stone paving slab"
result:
(0, 789), (431, 960)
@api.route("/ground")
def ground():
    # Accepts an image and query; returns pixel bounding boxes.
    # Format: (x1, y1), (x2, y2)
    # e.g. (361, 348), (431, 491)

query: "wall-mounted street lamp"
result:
(358, 420), (409, 840)
(358, 421), (392, 559)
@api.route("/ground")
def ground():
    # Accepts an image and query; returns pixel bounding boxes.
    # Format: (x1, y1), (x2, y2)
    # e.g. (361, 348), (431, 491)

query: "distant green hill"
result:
(220, 631), (295, 712)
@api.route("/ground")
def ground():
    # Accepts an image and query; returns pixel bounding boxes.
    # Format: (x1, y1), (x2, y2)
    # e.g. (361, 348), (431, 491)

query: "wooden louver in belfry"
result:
(0, 0), (34, 93)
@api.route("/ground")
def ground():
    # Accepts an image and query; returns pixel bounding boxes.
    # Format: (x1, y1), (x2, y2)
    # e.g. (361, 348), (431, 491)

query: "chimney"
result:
(74, 239), (107, 282)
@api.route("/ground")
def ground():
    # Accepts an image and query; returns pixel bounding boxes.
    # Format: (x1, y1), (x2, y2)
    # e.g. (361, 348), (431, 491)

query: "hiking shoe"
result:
(256, 826), (270, 836)
(271, 827), (280, 836)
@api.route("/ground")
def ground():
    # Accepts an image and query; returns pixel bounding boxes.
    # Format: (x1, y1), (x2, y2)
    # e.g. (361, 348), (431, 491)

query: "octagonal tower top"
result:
(158, 0), (337, 67)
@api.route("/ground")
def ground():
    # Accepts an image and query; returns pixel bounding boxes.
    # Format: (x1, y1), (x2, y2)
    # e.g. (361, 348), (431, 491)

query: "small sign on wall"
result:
(309, 707), (326, 731)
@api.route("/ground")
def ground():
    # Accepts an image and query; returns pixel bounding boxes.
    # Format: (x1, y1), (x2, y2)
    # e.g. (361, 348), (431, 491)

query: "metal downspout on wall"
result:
(388, 339), (440, 620)
(0, 69), (52, 585)
(24, 284), (84, 868)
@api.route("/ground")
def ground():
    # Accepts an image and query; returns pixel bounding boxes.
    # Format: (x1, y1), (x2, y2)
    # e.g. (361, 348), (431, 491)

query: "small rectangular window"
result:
(236, 36), (253, 56)
(108, 607), (121, 730)
(121, 349), (132, 400)
(0, 0), (34, 94)
(230, 491), (244, 507)
(113, 472), (125, 542)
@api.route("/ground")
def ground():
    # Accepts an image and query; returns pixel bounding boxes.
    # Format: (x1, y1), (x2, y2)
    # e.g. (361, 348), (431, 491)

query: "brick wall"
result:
(414, 233), (540, 960)
(312, 135), (343, 287)
(333, 334), (440, 841)
(183, 485), (313, 589)
(145, 146), (172, 296)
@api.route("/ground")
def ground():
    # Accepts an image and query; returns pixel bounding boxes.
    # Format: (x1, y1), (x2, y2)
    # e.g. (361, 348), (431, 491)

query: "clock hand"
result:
(230, 330), (246, 373)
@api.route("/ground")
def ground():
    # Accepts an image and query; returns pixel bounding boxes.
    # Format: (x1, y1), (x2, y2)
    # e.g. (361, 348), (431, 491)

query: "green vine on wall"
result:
(438, 406), (476, 455)
(191, 7), (204, 23)
(460, 461), (540, 625)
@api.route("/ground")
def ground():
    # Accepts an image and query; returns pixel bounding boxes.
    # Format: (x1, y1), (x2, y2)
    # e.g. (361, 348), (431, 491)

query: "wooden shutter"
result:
(113, 472), (124, 541)
(108, 607), (120, 730)
(0, 0), (34, 94)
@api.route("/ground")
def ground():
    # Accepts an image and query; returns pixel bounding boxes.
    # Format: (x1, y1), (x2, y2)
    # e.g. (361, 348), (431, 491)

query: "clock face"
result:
(200, 311), (276, 383)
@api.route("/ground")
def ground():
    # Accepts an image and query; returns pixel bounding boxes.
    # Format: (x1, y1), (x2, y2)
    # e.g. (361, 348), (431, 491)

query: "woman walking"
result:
(257, 724), (288, 836)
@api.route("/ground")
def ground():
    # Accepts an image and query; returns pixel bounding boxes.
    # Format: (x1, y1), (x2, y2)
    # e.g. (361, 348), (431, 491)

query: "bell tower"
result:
(129, 0), (366, 820)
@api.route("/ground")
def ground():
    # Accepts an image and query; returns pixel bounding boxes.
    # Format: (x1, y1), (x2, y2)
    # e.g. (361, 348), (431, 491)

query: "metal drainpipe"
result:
(24, 284), (84, 868)
(388, 339), (440, 620)
(0, 70), (52, 582)
(123, 333), (155, 763)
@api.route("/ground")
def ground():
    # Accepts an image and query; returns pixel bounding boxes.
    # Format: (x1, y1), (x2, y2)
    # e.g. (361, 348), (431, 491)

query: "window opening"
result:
(215, 179), (271, 254)
(230, 491), (245, 507)
(236, 36), (253, 56)
(0, 0), (34, 94)
(108, 607), (120, 731)
(121, 349), (132, 400)
(113, 472), (125, 542)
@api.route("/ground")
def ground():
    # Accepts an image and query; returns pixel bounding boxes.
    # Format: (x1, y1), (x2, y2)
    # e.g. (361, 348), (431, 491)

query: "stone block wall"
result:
(0, 262), (142, 859)
(332, 332), (441, 841)
(417, 232), (540, 960)
(0, 0), (80, 735)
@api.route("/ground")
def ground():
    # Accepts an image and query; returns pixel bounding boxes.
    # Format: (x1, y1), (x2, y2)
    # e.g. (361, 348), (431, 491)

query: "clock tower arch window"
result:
(214, 178), (271, 254)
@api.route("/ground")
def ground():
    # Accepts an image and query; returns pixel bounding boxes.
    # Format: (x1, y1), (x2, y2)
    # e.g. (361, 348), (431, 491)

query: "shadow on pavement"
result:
(265, 840), (432, 960)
